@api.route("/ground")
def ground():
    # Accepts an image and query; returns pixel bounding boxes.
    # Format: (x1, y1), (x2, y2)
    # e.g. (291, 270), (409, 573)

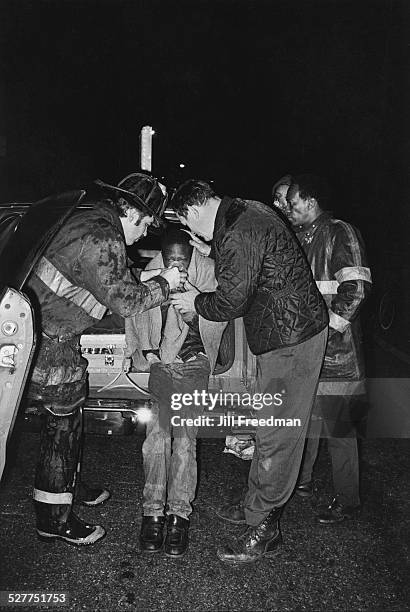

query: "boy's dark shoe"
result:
(164, 514), (189, 558)
(140, 515), (166, 553)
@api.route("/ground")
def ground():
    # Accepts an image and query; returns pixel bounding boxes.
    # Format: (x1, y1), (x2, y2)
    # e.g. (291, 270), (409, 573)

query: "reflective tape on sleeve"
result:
(334, 266), (372, 284)
(329, 309), (350, 332)
(316, 280), (339, 294)
(35, 257), (107, 319)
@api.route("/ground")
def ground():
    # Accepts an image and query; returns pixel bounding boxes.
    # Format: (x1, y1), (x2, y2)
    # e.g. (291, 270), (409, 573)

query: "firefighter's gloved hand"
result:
(160, 266), (186, 290)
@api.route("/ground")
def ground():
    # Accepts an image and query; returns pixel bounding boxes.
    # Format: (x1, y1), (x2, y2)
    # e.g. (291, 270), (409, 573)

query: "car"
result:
(0, 190), (87, 480)
(0, 188), (257, 481)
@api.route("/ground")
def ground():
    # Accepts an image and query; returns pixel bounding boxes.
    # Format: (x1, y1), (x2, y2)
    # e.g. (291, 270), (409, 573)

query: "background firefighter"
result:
(288, 174), (372, 523)
(25, 172), (184, 546)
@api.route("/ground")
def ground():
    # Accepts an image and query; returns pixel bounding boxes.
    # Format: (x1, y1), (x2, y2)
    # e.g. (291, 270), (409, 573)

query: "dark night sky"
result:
(1, 0), (409, 245)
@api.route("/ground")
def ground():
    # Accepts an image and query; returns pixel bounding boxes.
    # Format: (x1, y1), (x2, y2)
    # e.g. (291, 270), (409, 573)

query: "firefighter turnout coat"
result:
(26, 200), (169, 413)
(297, 211), (372, 397)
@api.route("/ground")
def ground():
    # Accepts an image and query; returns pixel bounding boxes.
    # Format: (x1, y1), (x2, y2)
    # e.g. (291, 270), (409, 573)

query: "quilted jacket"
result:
(195, 196), (328, 355)
(297, 212), (371, 389)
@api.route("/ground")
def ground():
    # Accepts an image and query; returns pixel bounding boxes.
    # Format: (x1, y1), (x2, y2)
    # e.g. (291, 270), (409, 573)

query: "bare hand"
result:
(170, 289), (200, 313)
(189, 236), (211, 257)
(160, 266), (184, 291)
(180, 311), (197, 325)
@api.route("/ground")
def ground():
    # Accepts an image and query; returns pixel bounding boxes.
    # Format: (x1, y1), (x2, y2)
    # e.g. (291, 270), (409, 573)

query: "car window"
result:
(0, 214), (24, 263)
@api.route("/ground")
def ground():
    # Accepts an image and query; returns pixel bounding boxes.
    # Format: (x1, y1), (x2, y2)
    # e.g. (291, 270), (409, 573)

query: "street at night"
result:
(1, 1), (409, 610)
(0, 336), (409, 610)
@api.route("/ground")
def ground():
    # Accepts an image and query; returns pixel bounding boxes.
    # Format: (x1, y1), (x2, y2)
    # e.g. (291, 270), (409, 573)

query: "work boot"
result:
(295, 480), (314, 499)
(164, 514), (189, 558)
(76, 481), (111, 507)
(317, 497), (360, 524)
(217, 507), (282, 564)
(215, 500), (246, 524)
(34, 501), (105, 546)
(140, 516), (166, 553)
(215, 484), (248, 524)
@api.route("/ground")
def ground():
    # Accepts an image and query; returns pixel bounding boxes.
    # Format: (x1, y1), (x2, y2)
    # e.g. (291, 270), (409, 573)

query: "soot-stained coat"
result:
(296, 211), (371, 393)
(26, 199), (169, 410)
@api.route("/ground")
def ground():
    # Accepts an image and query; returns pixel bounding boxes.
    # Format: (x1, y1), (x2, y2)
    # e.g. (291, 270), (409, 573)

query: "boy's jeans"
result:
(142, 355), (210, 520)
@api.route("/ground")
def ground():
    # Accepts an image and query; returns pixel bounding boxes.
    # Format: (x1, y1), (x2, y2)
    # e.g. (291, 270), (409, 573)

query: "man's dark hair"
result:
(171, 179), (216, 218)
(112, 198), (146, 222)
(292, 174), (329, 208)
(272, 174), (293, 198)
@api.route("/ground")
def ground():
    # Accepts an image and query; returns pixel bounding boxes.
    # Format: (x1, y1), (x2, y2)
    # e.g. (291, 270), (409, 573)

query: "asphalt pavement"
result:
(0, 338), (409, 611)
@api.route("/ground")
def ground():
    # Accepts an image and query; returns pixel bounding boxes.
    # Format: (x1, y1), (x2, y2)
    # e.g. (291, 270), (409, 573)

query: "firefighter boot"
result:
(76, 481), (111, 507)
(34, 501), (105, 545)
(33, 408), (105, 545)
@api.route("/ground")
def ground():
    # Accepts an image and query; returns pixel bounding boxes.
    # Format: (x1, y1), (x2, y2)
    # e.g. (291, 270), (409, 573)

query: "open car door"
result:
(0, 190), (86, 481)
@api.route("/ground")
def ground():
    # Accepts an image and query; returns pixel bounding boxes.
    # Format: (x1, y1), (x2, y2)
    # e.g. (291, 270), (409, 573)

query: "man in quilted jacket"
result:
(170, 179), (329, 563)
(288, 174), (372, 523)
(25, 173), (184, 546)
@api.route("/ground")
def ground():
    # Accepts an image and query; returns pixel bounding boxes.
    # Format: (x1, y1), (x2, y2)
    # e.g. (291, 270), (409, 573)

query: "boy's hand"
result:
(180, 311), (197, 325)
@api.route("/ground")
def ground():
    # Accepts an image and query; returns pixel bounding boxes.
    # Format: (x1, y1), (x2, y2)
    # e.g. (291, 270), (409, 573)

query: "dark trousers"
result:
(244, 327), (328, 526)
(298, 396), (361, 506)
(34, 408), (83, 523)
(30, 335), (87, 524)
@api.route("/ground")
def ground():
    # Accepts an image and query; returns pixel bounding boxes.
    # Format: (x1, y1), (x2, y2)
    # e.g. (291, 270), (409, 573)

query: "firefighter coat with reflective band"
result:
(26, 200), (169, 410)
(297, 212), (372, 395)
(195, 196), (329, 355)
